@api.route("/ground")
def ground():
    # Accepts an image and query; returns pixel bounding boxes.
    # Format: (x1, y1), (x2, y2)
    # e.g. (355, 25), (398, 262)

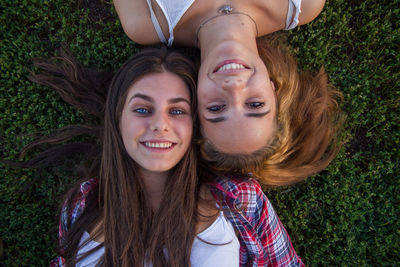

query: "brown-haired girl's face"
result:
(197, 42), (277, 154)
(120, 72), (193, 173)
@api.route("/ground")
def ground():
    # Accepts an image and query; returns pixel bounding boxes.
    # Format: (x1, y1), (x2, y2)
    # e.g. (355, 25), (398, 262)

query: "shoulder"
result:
(298, 0), (326, 25)
(211, 176), (305, 266)
(208, 175), (267, 215)
(55, 178), (99, 265)
(208, 175), (260, 195)
(113, 0), (161, 44)
(60, 178), (99, 232)
(254, 0), (325, 36)
(233, 178), (270, 220)
(229, 176), (264, 203)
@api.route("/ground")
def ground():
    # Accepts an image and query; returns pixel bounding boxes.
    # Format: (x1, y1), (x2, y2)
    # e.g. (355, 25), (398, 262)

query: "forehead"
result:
(126, 72), (190, 100)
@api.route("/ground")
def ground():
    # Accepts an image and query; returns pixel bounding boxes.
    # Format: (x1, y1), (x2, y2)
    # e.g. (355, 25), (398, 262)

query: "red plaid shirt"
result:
(208, 176), (304, 266)
(51, 176), (304, 266)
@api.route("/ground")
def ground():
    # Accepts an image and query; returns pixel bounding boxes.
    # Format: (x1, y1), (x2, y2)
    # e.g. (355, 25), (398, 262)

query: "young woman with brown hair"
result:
(25, 47), (304, 266)
(113, 0), (344, 186)
(46, 47), (203, 266)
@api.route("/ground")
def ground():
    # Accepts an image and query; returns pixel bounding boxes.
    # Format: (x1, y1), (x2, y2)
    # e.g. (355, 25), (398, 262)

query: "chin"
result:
(145, 165), (174, 173)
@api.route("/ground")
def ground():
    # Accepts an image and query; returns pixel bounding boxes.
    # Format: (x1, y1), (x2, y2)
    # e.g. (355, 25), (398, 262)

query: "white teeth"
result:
(144, 142), (172, 148)
(217, 63), (246, 72)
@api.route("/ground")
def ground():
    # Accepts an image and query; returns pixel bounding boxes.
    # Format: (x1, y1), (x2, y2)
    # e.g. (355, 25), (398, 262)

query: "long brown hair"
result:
(25, 47), (199, 266)
(14, 49), (110, 172)
(199, 35), (345, 186)
(99, 47), (198, 266)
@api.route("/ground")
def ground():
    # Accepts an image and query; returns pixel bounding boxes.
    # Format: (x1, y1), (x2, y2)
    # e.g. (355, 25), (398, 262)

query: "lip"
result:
(140, 139), (177, 152)
(213, 59), (250, 73)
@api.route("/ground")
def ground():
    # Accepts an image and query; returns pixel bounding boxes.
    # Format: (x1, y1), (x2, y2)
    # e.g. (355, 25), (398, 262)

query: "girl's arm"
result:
(298, 0), (326, 25)
(251, 181), (305, 266)
(113, 0), (160, 44)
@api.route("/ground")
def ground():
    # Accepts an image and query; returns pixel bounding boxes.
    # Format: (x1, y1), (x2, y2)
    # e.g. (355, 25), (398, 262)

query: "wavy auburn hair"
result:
(199, 35), (345, 186)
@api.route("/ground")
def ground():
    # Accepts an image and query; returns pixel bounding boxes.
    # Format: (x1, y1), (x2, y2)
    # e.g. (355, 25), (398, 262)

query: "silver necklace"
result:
(196, 5), (259, 44)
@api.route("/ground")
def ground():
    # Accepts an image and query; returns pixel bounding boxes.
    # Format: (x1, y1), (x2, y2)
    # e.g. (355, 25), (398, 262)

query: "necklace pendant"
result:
(218, 5), (233, 14)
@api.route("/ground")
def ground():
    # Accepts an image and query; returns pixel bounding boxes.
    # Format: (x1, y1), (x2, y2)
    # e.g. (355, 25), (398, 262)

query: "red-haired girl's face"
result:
(197, 42), (277, 154)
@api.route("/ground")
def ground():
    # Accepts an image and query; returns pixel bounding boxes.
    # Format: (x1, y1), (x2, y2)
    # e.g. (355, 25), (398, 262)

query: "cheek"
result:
(198, 107), (206, 118)
(179, 119), (193, 144)
(119, 114), (129, 140)
(196, 83), (207, 101)
(120, 116), (143, 142)
(251, 117), (276, 145)
(196, 75), (214, 100)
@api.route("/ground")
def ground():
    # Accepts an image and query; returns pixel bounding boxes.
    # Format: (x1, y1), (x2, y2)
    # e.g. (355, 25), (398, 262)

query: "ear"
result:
(270, 81), (276, 91)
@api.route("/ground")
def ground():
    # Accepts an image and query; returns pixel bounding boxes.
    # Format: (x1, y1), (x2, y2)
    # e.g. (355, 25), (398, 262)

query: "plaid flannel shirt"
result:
(208, 176), (304, 267)
(51, 176), (304, 267)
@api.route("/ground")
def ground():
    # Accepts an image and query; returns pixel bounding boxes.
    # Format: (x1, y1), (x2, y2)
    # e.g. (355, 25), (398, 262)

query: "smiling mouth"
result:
(213, 60), (250, 73)
(142, 141), (175, 149)
(216, 63), (247, 72)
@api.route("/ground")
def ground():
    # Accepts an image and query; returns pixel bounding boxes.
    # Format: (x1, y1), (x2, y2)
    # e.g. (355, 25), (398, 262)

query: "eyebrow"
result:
(245, 110), (270, 118)
(205, 117), (227, 123)
(129, 93), (152, 103)
(168, 97), (190, 105)
(204, 110), (270, 123)
(128, 93), (190, 105)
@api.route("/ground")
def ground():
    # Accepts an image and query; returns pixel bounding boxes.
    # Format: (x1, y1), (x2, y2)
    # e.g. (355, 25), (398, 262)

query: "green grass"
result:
(1, 0), (399, 265)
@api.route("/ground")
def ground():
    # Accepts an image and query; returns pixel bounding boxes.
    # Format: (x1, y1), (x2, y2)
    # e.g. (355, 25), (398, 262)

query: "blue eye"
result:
(134, 108), (150, 114)
(170, 109), (186, 115)
(207, 105), (225, 113)
(247, 102), (265, 109)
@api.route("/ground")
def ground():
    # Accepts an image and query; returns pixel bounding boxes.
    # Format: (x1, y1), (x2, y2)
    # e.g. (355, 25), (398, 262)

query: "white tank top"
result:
(146, 0), (196, 46)
(146, 0), (302, 46)
(76, 211), (240, 266)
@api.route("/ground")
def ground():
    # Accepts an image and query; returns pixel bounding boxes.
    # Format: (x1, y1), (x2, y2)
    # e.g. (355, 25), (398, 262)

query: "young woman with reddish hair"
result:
(113, 0), (344, 186)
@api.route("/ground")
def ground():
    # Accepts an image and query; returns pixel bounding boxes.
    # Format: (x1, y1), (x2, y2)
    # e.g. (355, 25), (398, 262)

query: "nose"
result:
(150, 112), (169, 132)
(221, 77), (245, 92)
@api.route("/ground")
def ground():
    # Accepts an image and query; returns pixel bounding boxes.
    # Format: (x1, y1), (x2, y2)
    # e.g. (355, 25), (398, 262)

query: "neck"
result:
(197, 13), (258, 62)
(138, 169), (168, 211)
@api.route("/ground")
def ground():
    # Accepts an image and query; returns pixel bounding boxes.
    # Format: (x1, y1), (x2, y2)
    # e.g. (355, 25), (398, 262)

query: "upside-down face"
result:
(198, 41), (277, 155)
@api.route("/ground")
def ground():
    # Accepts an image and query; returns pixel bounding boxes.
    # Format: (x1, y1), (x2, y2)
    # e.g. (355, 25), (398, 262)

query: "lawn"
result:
(1, 0), (399, 266)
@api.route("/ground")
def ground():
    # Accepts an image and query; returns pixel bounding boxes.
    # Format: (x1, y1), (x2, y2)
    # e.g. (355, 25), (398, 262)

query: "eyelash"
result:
(170, 108), (187, 116)
(207, 102), (264, 113)
(246, 102), (265, 109)
(133, 107), (187, 116)
(207, 104), (226, 113)
(133, 107), (151, 115)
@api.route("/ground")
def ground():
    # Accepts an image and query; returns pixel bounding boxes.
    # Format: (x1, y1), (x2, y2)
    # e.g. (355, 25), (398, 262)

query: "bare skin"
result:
(113, 0), (326, 47)
(113, 0), (326, 155)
